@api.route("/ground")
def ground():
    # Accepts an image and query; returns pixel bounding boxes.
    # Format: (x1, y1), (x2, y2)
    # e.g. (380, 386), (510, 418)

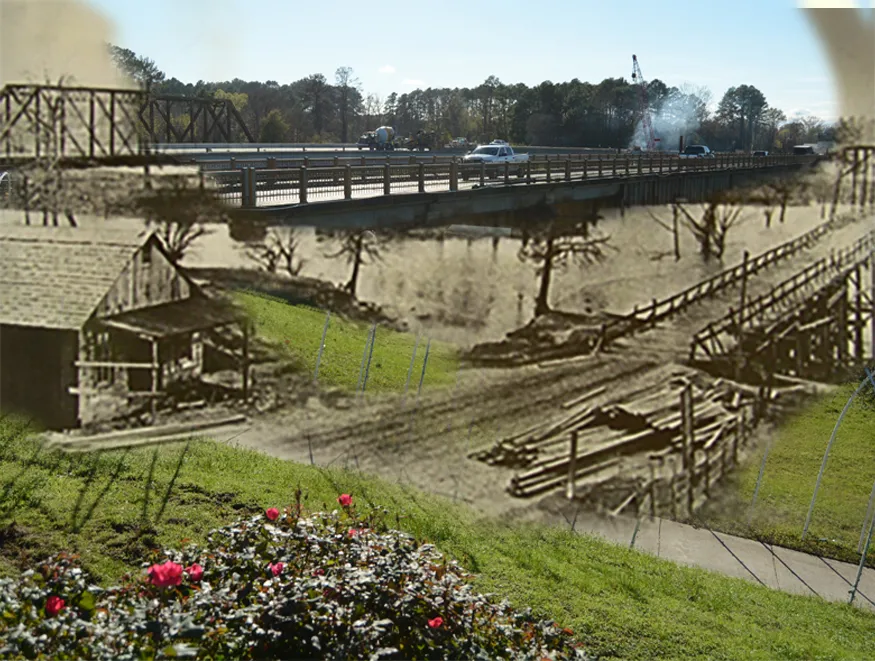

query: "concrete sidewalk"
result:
(516, 505), (875, 611)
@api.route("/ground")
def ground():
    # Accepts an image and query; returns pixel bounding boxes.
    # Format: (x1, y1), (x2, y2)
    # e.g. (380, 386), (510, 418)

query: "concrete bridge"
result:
(222, 154), (823, 231)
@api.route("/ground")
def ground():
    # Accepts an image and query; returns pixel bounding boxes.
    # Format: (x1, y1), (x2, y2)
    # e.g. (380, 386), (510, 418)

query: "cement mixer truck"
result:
(356, 126), (398, 151)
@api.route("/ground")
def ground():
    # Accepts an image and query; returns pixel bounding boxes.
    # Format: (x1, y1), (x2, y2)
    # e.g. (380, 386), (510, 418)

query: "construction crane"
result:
(631, 54), (660, 151)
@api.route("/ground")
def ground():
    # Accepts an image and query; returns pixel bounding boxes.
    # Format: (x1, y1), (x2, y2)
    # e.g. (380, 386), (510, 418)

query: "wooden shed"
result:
(0, 224), (248, 430)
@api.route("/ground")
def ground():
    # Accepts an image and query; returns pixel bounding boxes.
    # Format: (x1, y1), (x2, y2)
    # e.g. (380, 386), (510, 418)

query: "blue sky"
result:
(87, 0), (872, 122)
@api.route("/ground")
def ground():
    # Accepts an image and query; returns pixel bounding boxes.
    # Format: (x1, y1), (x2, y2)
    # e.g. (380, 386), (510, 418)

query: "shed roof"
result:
(0, 224), (152, 330)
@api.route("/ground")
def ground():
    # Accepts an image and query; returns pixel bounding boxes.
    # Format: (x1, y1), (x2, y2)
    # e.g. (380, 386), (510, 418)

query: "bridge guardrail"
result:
(208, 154), (818, 208)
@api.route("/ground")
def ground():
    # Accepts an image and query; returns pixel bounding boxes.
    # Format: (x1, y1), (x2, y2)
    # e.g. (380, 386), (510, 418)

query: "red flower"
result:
(427, 616), (443, 629)
(337, 493), (353, 507)
(185, 563), (204, 582)
(147, 561), (184, 588)
(312, 568), (325, 576)
(347, 527), (367, 538)
(45, 596), (65, 617)
(269, 562), (284, 577)
(265, 508), (280, 521)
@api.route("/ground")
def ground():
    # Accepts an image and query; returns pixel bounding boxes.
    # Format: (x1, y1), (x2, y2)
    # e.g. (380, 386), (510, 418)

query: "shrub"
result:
(0, 493), (589, 660)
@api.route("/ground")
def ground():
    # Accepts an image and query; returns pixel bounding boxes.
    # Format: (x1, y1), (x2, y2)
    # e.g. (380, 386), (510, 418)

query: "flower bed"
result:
(0, 492), (588, 660)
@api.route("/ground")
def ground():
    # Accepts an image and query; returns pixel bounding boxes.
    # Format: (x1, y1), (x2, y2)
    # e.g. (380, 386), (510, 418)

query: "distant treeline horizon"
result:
(109, 44), (842, 152)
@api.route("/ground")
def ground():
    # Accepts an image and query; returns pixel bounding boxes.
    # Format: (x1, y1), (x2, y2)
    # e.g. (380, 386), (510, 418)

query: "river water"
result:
(0, 203), (845, 347)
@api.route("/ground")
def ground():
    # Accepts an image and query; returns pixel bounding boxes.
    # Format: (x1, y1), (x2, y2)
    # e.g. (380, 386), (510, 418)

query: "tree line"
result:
(109, 45), (838, 152)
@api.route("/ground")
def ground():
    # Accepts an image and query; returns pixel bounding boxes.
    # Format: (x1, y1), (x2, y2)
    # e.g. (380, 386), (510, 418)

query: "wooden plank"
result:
(74, 360), (155, 369)
(50, 414), (248, 447)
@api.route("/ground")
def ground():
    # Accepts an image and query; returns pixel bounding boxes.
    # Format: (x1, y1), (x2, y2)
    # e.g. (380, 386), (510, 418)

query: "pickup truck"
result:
(461, 144), (529, 180)
(678, 144), (714, 158)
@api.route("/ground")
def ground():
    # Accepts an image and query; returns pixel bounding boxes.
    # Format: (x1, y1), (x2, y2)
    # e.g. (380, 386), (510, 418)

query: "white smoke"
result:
(628, 88), (707, 152)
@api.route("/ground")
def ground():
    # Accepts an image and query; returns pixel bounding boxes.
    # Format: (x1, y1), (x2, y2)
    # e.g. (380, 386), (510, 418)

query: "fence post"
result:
(546, 160), (552, 182)
(418, 163), (425, 193)
(313, 311), (331, 383)
(344, 165), (352, 199)
(582, 158), (588, 179)
(858, 479), (875, 553)
(267, 157), (276, 169)
(383, 164), (391, 195)
(850, 480), (875, 605)
(299, 167), (308, 204)
(747, 439), (772, 526)
(240, 168), (250, 208)
(248, 167), (258, 207)
(567, 430), (578, 500)
(479, 161), (486, 187)
(526, 160), (532, 184)
(637, 156), (642, 175)
(565, 159), (571, 182)
(449, 161), (458, 191)
(681, 382), (695, 516)
(504, 161), (510, 184)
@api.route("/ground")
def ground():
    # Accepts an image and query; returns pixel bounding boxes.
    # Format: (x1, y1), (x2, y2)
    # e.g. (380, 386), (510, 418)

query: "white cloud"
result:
(378, 65), (396, 74)
(402, 78), (424, 87)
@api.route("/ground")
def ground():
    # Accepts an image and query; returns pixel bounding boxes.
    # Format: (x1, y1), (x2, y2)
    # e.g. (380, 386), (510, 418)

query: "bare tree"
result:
(676, 197), (746, 262)
(132, 177), (218, 263)
(247, 228), (307, 276)
(646, 204), (682, 261)
(318, 229), (391, 297)
(21, 75), (78, 227)
(518, 219), (614, 317)
(335, 67), (363, 143)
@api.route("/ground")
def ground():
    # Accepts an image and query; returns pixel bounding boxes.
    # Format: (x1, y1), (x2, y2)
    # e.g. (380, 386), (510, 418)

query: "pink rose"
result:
(428, 616), (443, 629)
(185, 563), (204, 582)
(269, 562), (284, 577)
(337, 493), (353, 507)
(45, 596), (65, 616)
(265, 508), (280, 521)
(147, 561), (184, 588)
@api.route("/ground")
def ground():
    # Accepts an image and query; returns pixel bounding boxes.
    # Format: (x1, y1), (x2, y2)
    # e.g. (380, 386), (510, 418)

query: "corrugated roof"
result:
(0, 225), (151, 330)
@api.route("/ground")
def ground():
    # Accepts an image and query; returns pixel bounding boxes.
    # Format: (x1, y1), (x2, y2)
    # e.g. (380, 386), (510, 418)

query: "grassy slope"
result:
(704, 382), (875, 566)
(235, 291), (458, 393)
(0, 418), (872, 661)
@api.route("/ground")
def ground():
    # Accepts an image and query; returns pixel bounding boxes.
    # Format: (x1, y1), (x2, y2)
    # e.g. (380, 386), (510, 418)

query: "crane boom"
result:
(631, 54), (658, 151)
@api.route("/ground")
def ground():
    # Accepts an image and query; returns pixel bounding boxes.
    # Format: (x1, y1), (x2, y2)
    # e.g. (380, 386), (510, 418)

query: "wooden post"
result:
(299, 166), (308, 204)
(855, 266), (864, 364)
(150, 338), (159, 424)
(851, 149), (859, 206)
(344, 165), (352, 199)
(681, 383), (695, 516)
(736, 251), (750, 380)
(871, 252), (875, 361)
(566, 430), (578, 500)
(241, 319), (250, 401)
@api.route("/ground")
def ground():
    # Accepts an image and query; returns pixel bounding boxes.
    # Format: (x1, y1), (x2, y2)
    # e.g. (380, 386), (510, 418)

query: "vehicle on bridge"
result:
(753, 150), (769, 157)
(404, 129), (436, 151)
(679, 144), (714, 159)
(357, 126), (398, 151)
(793, 144), (816, 156)
(461, 144), (530, 180)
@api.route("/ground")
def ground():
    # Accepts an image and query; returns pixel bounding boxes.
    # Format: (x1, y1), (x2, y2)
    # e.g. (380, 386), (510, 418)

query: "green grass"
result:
(703, 382), (875, 567)
(0, 416), (873, 661)
(236, 290), (459, 393)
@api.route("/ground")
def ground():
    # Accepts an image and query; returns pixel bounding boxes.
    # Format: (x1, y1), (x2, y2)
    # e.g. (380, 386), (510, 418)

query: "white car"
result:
(461, 144), (530, 180)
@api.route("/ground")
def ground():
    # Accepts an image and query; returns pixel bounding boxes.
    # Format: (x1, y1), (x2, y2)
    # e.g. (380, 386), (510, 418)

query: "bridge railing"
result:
(209, 154), (818, 208)
(689, 229), (875, 360)
(196, 151), (814, 172)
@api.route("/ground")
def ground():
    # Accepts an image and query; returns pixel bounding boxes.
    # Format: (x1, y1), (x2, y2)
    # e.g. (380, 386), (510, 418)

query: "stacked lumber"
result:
(468, 386), (606, 467)
(504, 377), (748, 499)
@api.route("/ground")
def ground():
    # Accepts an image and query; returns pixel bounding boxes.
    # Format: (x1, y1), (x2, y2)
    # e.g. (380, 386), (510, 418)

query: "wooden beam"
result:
(241, 319), (250, 401)
(150, 339), (159, 423)
(74, 360), (155, 369)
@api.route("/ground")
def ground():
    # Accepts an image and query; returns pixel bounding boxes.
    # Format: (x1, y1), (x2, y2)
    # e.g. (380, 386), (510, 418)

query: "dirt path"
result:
(226, 215), (872, 523)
